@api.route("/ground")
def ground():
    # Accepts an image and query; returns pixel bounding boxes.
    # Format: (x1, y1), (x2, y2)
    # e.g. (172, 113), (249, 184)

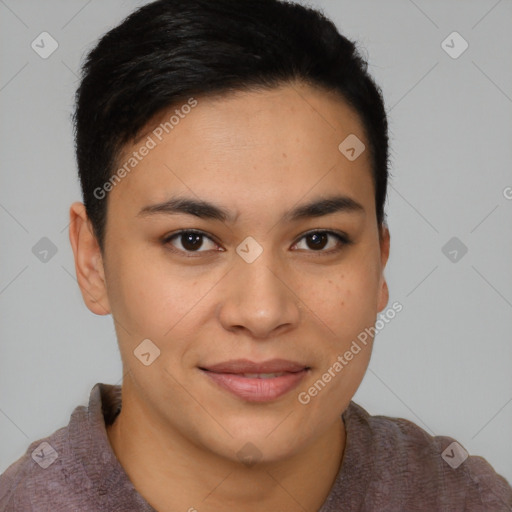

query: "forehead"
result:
(109, 83), (374, 220)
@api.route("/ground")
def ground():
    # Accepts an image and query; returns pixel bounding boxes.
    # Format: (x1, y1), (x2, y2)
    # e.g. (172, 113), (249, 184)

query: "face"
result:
(73, 83), (389, 463)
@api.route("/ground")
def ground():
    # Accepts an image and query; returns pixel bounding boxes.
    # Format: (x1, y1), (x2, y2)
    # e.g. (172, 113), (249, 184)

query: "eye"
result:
(162, 228), (351, 257)
(163, 229), (221, 254)
(292, 230), (351, 253)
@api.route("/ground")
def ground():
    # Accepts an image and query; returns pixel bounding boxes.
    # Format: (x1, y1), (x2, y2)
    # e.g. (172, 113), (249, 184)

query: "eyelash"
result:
(161, 229), (352, 257)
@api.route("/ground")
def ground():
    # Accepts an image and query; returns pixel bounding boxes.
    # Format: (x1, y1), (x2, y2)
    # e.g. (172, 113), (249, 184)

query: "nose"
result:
(217, 252), (301, 339)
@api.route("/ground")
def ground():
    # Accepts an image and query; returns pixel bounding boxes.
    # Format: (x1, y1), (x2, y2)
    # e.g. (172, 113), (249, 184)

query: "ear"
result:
(68, 202), (111, 315)
(377, 224), (390, 312)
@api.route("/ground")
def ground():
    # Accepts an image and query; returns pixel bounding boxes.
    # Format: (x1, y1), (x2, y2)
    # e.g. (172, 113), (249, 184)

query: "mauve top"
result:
(1, 383), (511, 511)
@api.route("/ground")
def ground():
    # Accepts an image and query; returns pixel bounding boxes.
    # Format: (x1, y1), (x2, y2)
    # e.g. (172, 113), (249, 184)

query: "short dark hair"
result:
(74, 0), (389, 251)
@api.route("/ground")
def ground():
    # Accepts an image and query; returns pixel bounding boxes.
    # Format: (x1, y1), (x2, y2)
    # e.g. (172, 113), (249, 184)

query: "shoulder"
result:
(0, 383), (149, 512)
(342, 402), (512, 511)
(0, 409), (87, 511)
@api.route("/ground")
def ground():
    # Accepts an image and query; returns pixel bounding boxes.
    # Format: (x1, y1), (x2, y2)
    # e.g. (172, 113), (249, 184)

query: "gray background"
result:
(1, 0), (511, 484)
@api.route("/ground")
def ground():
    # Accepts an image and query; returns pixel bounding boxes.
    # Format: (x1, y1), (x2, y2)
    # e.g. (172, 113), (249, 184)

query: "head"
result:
(70, 0), (391, 464)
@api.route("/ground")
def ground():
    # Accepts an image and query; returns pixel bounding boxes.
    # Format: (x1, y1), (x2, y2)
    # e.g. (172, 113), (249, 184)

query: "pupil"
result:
(308, 233), (327, 250)
(182, 233), (202, 251)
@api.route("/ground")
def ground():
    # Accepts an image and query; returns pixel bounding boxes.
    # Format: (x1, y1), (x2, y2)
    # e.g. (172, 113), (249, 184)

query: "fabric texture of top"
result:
(1, 382), (511, 511)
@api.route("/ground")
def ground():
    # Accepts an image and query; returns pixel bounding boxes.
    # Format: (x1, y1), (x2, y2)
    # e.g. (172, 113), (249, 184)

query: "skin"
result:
(69, 82), (390, 512)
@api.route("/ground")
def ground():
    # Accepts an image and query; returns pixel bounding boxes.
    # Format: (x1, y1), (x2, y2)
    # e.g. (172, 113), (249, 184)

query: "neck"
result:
(106, 381), (346, 512)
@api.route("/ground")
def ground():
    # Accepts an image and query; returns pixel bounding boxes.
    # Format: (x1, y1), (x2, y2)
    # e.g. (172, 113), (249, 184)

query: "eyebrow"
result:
(137, 194), (365, 223)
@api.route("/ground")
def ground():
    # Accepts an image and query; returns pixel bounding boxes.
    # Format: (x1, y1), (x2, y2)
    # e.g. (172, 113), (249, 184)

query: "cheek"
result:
(296, 267), (380, 419)
(308, 261), (381, 337)
(104, 249), (176, 338)
(106, 251), (219, 354)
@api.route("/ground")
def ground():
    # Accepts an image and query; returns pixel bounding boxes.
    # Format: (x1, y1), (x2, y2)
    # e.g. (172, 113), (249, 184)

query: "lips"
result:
(202, 358), (308, 374)
(200, 359), (309, 402)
